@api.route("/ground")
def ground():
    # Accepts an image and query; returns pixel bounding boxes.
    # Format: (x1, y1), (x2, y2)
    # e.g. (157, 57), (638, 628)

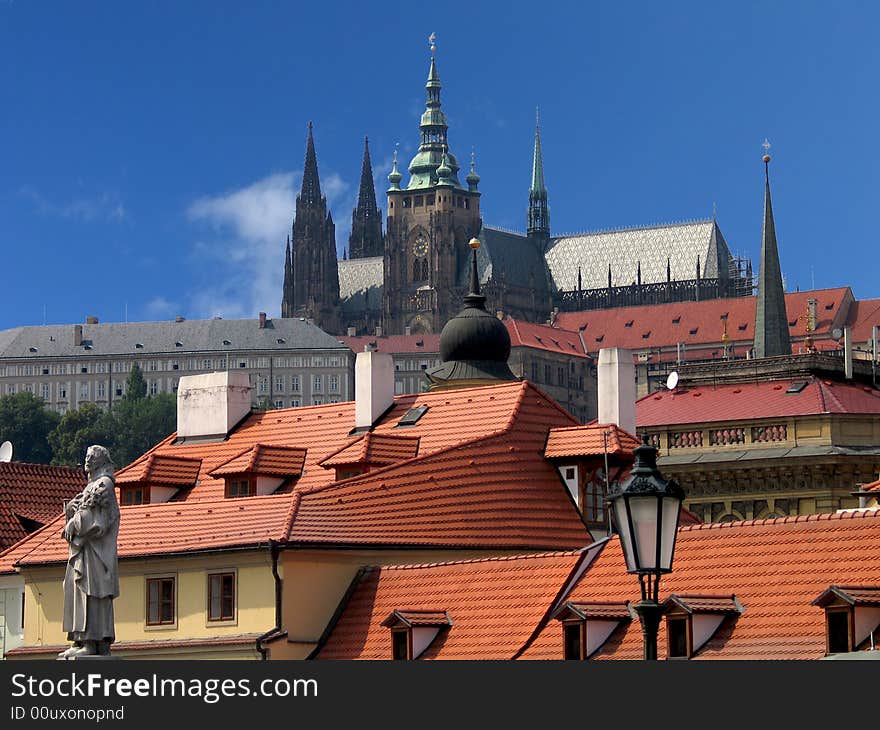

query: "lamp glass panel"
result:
(629, 496), (660, 571)
(659, 496), (682, 571)
(613, 499), (637, 571)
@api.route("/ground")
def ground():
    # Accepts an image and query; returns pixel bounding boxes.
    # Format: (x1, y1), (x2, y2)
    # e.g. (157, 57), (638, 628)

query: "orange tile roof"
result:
(209, 444), (307, 478)
(318, 433), (420, 469)
(523, 510), (880, 659)
(554, 287), (853, 354)
(812, 586), (880, 607)
(6, 380), (591, 566)
(381, 610), (452, 627)
(115, 453), (202, 486)
(664, 594), (742, 614)
(314, 549), (600, 659)
(845, 298), (880, 344)
(637, 376), (880, 427)
(545, 424), (640, 459)
(0, 462), (85, 550)
(504, 318), (589, 358)
(554, 602), (631, 620)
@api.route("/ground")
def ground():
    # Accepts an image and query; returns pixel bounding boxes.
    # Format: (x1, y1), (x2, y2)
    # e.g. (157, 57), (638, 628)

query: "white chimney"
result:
(347, 326), (356, 337)
(597, 347), (636, 435)
(844, 326), (853, 379)
(355, 349), (394, 431)
(177, 371), (252, 440)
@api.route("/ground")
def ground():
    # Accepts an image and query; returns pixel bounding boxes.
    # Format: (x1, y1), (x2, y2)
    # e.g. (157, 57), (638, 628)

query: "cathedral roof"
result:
(545, 219), (732, 292)
(467, 227), (552, 294)
(337, 256), (384, 314)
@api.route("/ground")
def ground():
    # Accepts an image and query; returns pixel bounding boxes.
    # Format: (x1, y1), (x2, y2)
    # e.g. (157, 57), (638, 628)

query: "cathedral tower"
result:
(348, 137), (384, 259)
(281, 123), (341, 332)
(382, 38), (483, 334)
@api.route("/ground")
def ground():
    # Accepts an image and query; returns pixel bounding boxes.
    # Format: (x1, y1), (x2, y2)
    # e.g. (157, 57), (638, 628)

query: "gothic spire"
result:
(753, 141), (792, 358)
(527, 109), (550, 237)
(349, 136), (384, 259)
(300, 121), (322, 206)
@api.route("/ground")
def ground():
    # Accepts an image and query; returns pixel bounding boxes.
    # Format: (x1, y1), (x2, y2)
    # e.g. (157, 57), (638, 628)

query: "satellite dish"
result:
(832, 328), (843, 340)
(666, 371), (680, 390)
(0, 441), (12, 463)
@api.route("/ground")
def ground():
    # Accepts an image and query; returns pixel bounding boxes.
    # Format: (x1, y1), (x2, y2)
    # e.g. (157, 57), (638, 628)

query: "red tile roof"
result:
(314, 549), (598, 659)
(812, 586), (880, 607)
(636, 376), (880, 427)
(115, 454), (202, 486)
(545, 424), (640, 459)
(554, 287), (853, 355)
(523, 510), (880, 659)
(209, 444), (307, 478)
(504, 319), (589, 358)
(318, 433), (420, 469)
(664, 594), (742, 614)
(4, 380), (591, 568)
(0, 462), (85, 550)
(340, 334), (441, 355)
(381, 610), (452, 627)
(846, 298), (880, 344)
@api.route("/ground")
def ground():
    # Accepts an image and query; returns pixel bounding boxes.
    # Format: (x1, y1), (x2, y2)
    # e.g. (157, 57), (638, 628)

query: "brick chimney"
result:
(258, 312), (267, 329)
(85, 316), (99, 324)
(73, 325), (83, 347)
(354, 349), (394, 431)
(176, 371), (252, 441)
(597, 347), (636, 436)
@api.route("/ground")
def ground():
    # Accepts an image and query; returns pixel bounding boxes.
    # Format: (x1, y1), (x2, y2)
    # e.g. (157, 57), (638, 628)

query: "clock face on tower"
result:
(412, 235), (429, 258)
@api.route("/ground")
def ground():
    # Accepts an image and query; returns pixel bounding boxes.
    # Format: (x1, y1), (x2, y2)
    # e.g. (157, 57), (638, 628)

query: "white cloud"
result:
(145, 296), (178, 319)
(185, 170), (354, 319)
(20, 185), (127, 223)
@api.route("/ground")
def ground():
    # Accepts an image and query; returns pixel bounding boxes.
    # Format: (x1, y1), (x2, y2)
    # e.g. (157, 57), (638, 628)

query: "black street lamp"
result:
(608, 434), (685, 660)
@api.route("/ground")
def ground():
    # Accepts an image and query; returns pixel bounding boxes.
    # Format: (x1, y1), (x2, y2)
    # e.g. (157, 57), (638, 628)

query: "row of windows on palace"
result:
(391, 193), (471, 210)
(4, 372), (348, 413)
(0, 353), (348, 377)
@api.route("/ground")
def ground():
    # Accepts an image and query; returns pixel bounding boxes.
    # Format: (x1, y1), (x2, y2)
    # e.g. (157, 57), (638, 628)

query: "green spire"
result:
(466, 150), (480, 192)
(387, 146), (402, 191)
(527, 109), (550, 236)
(405, 36), (465, 191)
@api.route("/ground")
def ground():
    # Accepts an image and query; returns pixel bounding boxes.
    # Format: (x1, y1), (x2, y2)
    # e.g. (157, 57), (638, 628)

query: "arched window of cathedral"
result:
(421, 259), (429, 280)
(413, 259), (422, 282)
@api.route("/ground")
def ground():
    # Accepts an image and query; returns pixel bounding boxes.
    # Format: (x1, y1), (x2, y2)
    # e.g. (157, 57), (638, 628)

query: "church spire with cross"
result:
(527, 108), (550, 240)
(753, 140), (792, 358)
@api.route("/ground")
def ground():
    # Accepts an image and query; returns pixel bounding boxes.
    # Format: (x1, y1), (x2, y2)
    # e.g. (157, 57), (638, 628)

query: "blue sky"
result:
(1, 1), (877, 330)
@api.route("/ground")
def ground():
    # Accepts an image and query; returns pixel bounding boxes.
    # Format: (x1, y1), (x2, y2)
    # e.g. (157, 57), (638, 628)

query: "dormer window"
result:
(226, 478), (255, 498)
(552, 602), (631, 660)
(662, 594), (744, 659)
(114, 454), (202, 504)
(381, 610), (452, 660)
(812, 586), (880, 655)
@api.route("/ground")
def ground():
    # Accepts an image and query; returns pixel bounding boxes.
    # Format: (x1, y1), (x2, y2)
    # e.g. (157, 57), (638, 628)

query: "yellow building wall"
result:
(21, 550), (276, 654)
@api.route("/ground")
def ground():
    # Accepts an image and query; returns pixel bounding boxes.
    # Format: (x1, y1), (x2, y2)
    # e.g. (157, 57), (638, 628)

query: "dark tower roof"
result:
(300, 121), (323, 206)
(753, 144), (792, 358)
(426, 239), (517, 389)
(349, 136), (384, 259)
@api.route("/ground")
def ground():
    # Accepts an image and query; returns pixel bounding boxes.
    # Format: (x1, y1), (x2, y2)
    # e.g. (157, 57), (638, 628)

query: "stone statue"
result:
(58, 445), (120, 659)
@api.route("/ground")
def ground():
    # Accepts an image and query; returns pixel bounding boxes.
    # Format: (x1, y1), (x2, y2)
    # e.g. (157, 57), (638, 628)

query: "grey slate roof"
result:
(544, 220), (733, 291)
(463, 227), (552, 293)
(0, 317), (348, 359)
(338, 256), (384, 314)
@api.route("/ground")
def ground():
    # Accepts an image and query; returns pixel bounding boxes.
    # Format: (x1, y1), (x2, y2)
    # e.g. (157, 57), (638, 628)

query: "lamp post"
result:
(608, 434), (685, 660)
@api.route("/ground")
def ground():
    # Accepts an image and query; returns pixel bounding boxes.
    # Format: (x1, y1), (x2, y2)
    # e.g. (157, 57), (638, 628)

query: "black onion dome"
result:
(440, 303), (511, 363)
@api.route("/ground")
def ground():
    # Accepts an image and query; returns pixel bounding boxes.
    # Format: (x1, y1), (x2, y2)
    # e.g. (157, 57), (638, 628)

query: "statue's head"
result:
(85, 445), (114, 474)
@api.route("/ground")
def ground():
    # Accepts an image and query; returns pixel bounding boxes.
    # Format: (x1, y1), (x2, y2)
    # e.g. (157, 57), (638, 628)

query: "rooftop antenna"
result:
(666, 371), (679, 391)
(0, 441), (12, 463)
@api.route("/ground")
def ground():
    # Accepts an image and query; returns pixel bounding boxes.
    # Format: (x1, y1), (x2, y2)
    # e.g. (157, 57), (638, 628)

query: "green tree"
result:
(123, 362), (148, 401)
(108, 392), (176, 468)
(48, 403), (115, 467)
(0, 391), (61, 464)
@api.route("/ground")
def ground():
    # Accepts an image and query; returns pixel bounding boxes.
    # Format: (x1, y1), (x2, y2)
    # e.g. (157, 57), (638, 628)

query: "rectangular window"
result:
(313, 398), (323, 406)
(531, 363), (539, 382)
(329, 374), (339, 393)
(58, 384), (66, 398)
(96, 362), (107, 374)
(258, 378), (269, 394)
(149, 360), (158, 371)
(120, 487), (147, 505)
(274, 376), (285, 393)
(79, 384), (89, 399)
(256, 357), (269, 368)
(544, 364), (552, 383)
(563, 623), (584, 660)
(291, 357), (303, 368)
(328, 356), (341, 367)
(558, 367), (566, 386)
(274, 399), (284, 409)
(291, 375), (301, 392)
(667, 617), (689, 658)
(290, 399), (301, 408)
(207, 572), (236, 622)
(312, 356), (325, 368)
(202, 358), (212, 370)
(826, 609), (851, 654)
(392, 629), (410, 660)
(40, 383), (50, 400)
(414, 195), (423, 207)
(149, 380), (159, 396)
(226, 478), (255, 498)
(146, 577), (175, 626)
(313, 374), (323, 392)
